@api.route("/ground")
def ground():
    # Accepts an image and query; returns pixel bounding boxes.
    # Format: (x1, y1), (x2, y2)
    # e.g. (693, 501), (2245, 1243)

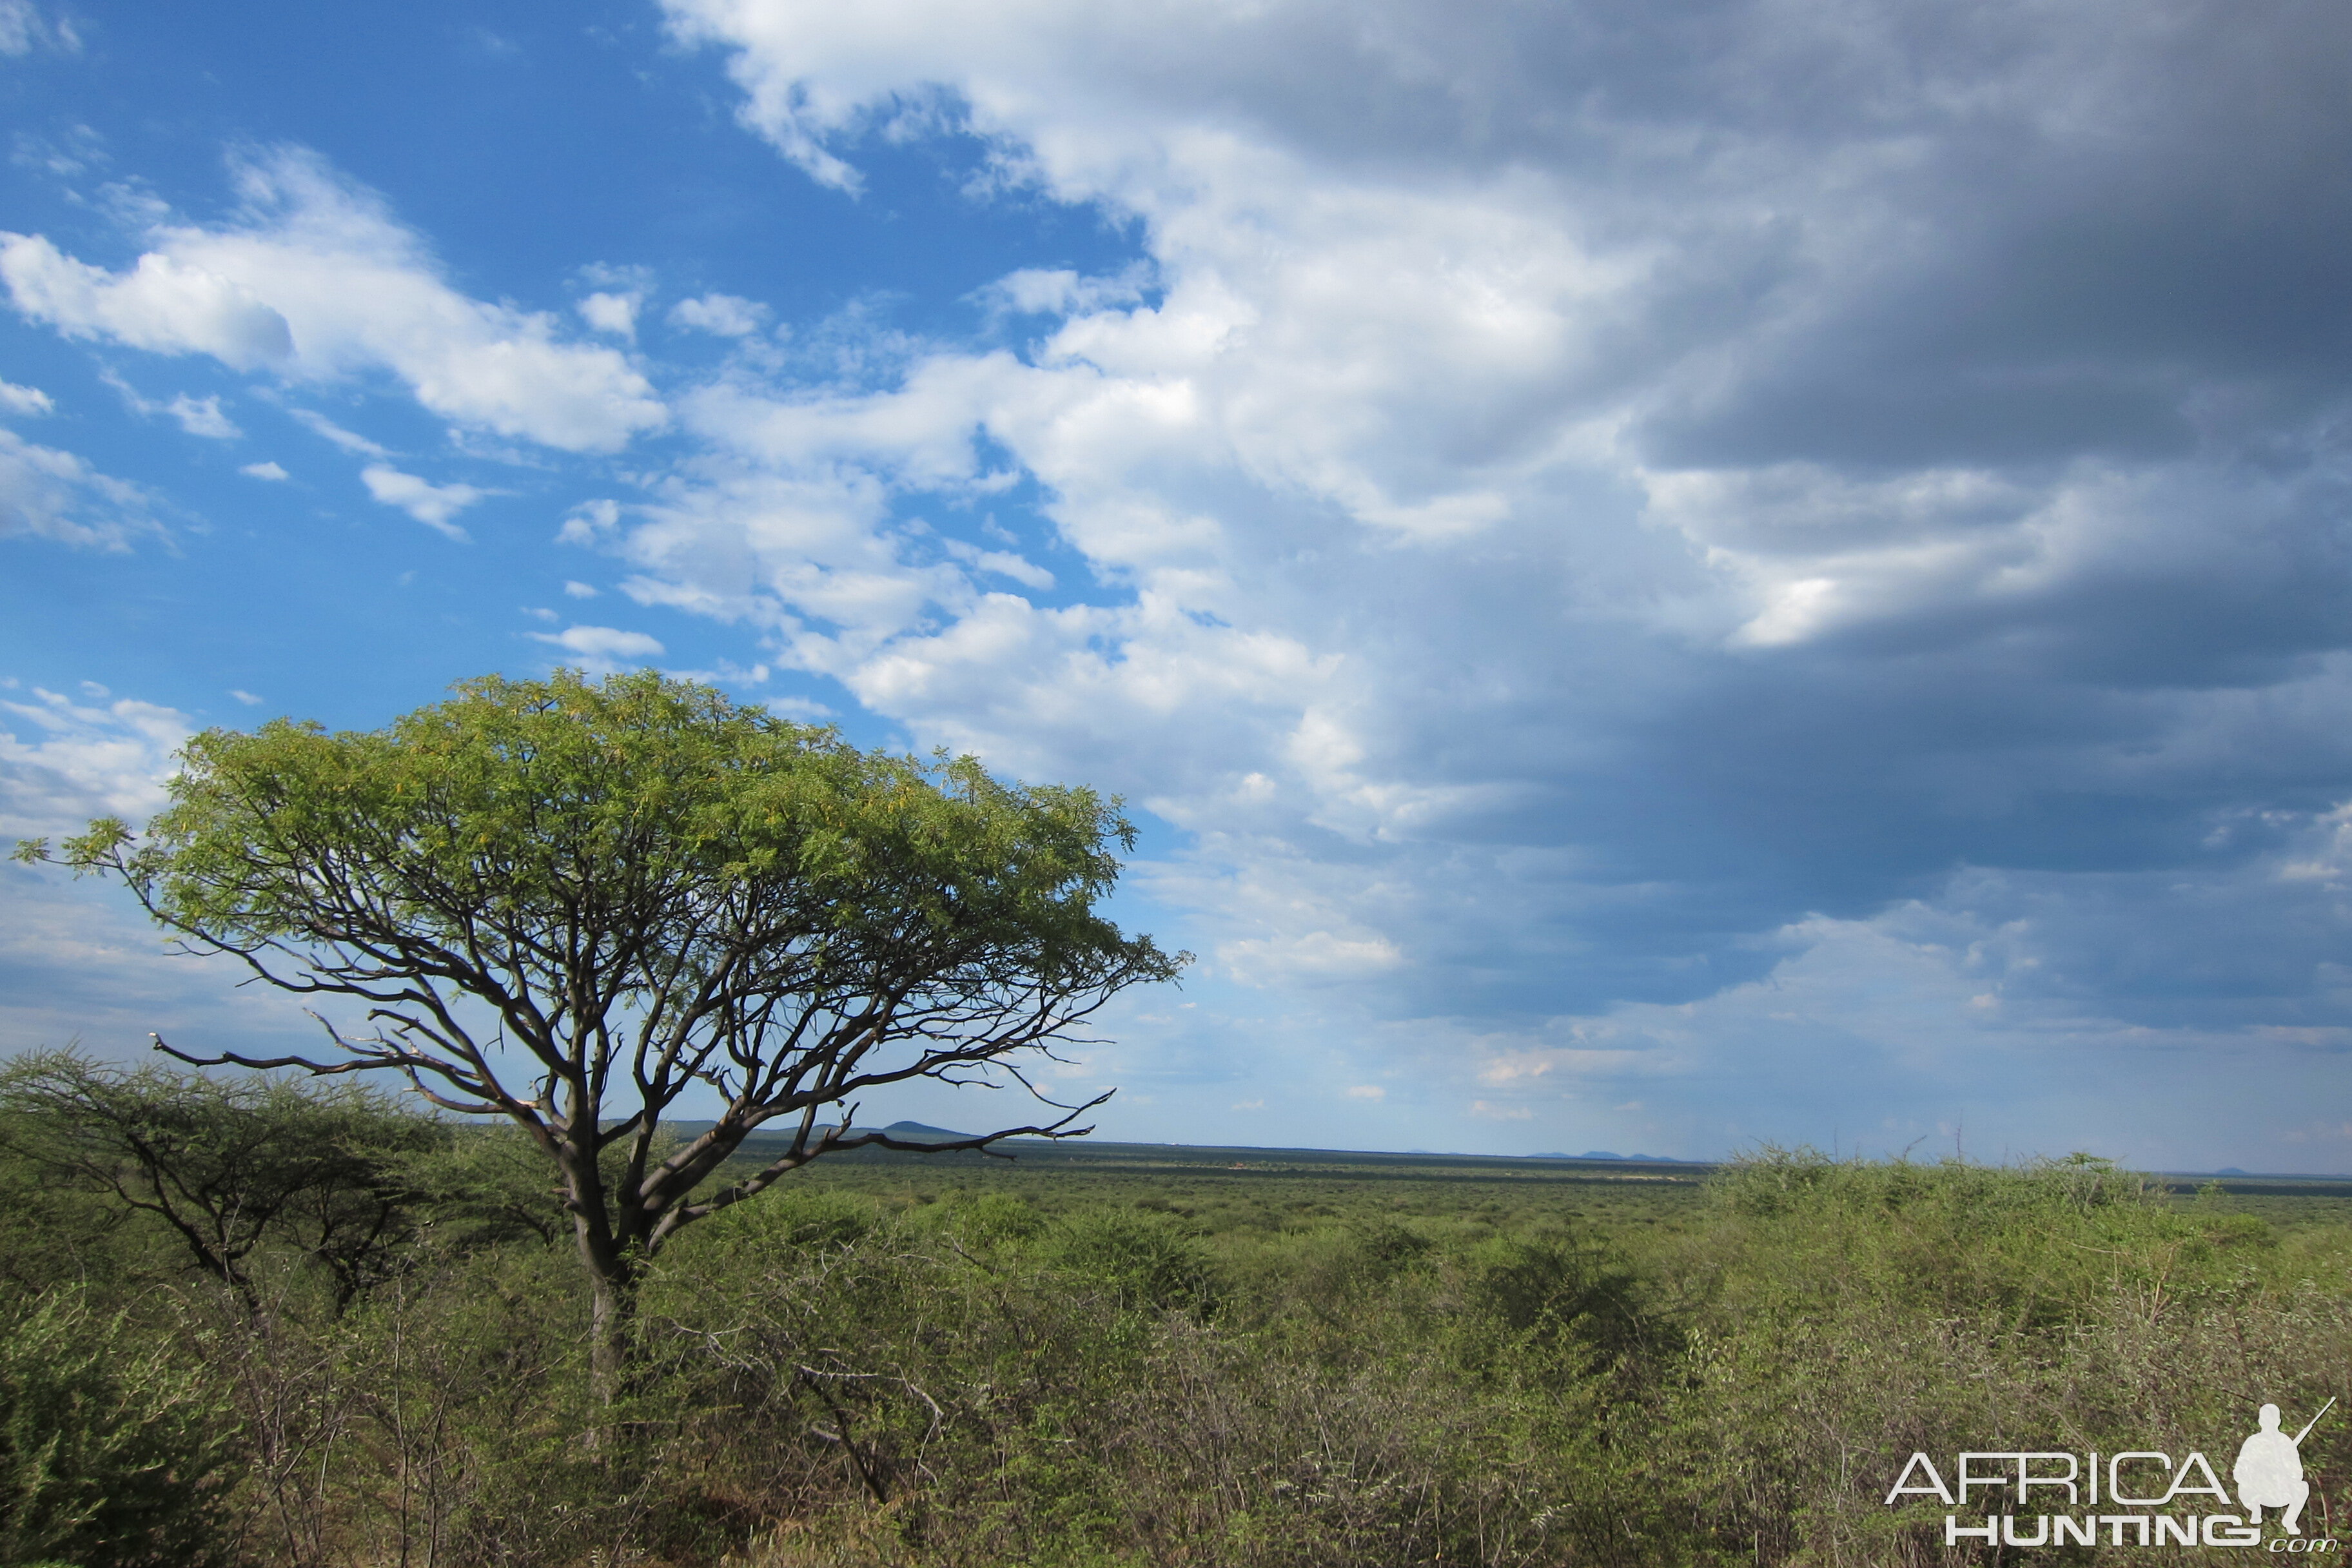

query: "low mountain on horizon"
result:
(869, 1120), (979, 1143)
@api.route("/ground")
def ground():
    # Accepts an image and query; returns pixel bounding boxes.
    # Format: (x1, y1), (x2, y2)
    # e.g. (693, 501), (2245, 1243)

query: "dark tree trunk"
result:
(562, 1137), (638, 1411)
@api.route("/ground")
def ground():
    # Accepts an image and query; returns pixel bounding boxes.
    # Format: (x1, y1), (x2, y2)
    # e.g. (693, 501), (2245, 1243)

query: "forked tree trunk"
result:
(566, 1155), (640, 1416)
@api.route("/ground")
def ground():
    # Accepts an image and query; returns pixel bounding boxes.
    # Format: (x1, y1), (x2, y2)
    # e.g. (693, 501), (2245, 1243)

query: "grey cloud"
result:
(967, 0), (2352, 474)
(646, 0), (2352, 1108)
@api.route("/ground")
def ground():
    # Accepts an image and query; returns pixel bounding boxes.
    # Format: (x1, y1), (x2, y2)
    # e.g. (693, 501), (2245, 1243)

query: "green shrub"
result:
(1042, 1208), (1212, 1316)
(930, 1190), (1047, 1248)
(0, 1288), (238, 1568)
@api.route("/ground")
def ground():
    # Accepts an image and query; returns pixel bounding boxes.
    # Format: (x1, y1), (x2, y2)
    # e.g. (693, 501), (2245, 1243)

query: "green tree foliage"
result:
(15, 669), (1185, 1382)
(1654, 1149), (2333, 1562)
(0, 1052), (447, 1310)
(0, 1287), (238, 1568)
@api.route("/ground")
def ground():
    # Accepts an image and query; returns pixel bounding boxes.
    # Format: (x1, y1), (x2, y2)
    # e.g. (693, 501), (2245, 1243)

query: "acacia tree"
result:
(14, 670), (1184, 1386)
(0, 1051), (446, 1311)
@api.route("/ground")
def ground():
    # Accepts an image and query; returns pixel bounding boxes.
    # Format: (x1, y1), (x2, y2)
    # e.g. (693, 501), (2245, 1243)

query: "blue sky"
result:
(7, 0), (2352, 1170)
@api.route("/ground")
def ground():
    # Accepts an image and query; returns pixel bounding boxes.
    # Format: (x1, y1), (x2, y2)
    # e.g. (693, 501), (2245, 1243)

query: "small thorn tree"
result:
(14, 669), (1185, 1391)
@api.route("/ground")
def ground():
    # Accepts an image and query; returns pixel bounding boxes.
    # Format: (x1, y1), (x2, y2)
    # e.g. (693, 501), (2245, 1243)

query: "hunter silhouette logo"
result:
(1885, 1400), (2340, 1550)
(2239, 1399), (2333, 1536)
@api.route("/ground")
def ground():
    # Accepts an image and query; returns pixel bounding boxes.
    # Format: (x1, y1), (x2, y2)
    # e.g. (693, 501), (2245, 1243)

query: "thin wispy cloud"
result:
(359, 464), (487, 539)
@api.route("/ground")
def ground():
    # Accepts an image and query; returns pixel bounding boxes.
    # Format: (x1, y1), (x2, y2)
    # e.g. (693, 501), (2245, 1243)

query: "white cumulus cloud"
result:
(1, 147), (668, 452)
(668, 292), (770, 336)
(2, 235), (295, 368)
(0, 380), (54, 416)
(529, 624), (667, 674)
(164, 393), (239, 439)
(0, 684), (190, 839)
(578, 290), (641, 338)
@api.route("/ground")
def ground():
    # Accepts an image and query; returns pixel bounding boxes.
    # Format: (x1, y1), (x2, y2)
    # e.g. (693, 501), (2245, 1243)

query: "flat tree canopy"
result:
(15, 669), (1184, 1375)
(0, 1051), (446, 1311)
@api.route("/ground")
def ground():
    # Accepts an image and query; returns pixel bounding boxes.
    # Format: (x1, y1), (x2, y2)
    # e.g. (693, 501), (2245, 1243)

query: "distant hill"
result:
(868, 1121), (979, 1144)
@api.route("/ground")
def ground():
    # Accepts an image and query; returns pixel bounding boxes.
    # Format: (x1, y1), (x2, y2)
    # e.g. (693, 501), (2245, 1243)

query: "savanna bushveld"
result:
(5, 672), (2351, 1567)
